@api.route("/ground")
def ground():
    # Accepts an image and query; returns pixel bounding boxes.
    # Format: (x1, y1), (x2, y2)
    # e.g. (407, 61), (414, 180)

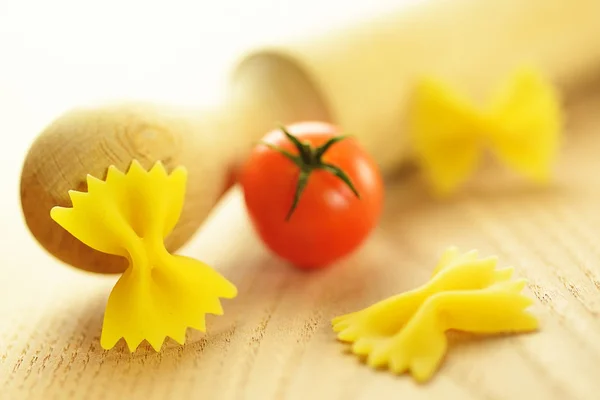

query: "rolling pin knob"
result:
(19, 102), (234, 273)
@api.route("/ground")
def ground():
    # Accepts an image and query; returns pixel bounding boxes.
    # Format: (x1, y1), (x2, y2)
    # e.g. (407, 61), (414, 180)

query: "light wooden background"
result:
(2, 1), (600, 399)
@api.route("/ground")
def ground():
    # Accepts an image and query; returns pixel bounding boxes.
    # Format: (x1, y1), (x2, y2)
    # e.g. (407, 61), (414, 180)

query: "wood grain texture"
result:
(3, 82), (600, 400)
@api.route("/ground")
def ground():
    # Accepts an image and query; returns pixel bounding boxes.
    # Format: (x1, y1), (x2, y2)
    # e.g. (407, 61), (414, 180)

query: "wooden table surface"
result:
(2, 76), (600, 399)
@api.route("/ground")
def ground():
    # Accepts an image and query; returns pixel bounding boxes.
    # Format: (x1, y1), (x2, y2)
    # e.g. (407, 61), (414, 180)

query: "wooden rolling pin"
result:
(19, 0), (600, 274)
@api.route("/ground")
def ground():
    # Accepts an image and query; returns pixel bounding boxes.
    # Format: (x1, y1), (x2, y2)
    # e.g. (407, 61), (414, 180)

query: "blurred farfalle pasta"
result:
(409, 67), (563, 195)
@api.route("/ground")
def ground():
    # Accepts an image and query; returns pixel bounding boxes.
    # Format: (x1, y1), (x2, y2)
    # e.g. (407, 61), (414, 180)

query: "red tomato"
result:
(240, 121), (384, 270)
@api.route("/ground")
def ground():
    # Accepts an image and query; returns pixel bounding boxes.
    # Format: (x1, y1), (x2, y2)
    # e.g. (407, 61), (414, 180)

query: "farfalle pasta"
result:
(51, 160), (237, 352)
(332, 247), (538, 382)
(409, 67), (562, 195)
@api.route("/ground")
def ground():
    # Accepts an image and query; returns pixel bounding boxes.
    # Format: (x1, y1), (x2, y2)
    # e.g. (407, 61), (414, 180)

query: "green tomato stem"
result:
(261, 125), (361, 221)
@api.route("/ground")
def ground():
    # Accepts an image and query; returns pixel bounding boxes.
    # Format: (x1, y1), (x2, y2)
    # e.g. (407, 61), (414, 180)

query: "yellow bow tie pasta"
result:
(332, 247), (538, 382)
(409, 67), (562, 195)
(50, 160), (237, 352)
